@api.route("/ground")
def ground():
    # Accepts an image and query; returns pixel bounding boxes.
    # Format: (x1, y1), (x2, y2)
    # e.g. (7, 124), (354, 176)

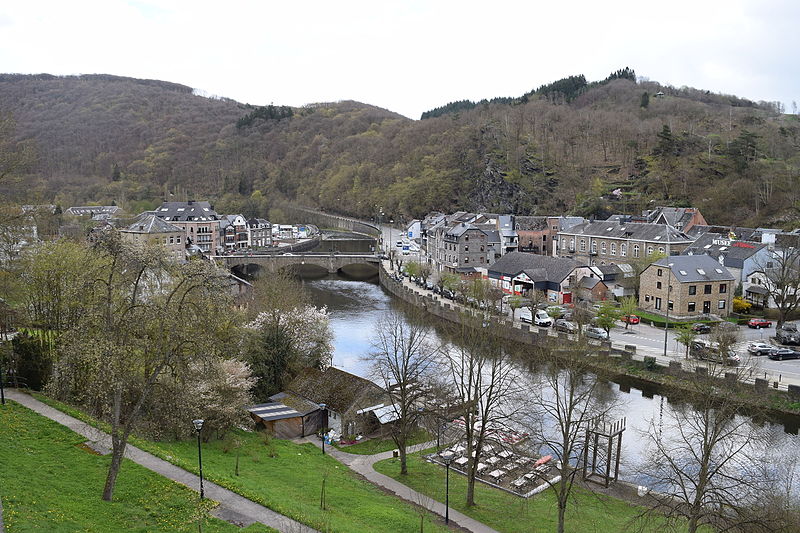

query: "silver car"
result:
(585, 326), (609, 340)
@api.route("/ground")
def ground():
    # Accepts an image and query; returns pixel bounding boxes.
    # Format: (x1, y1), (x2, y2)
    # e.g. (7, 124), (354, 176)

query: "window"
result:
(570, 238), (575, 250)
(580, 239), (586, 252)
(465, 257), (469, 263)
(657, 269), (663, 277)
(465, 236), (469, 242)
(718, 299), (726, 309)
(480, 246), (484, 252)
(688, 302), (696, 312)
(601, 242), (607, 254)
(655, 297), (662, 310)
(610, 243), (616, 256)
(704, 284), (712, 294)
(668, 301), (673, 311)
(464, 245), (469, 252)
(645, 295), (650, 302)
(591, 241), (597, 254)
(720, 283), (727, 294)
(689, 285), (696, 295)
(621, 244), (627, 257)
(633, 244), (640, 258)
(658, 247), (665, 254)
(647, 246), (654, 256)
(543, 235), (547, 241)
(657, 281), (662, 289)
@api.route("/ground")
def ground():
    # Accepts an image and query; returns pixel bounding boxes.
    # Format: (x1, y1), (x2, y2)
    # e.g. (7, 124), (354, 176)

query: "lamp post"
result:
(440, 451), (455, 525)
(319, 403), (326, 454)
(192, 419), (205, 500)
(663, 263), (673, 358)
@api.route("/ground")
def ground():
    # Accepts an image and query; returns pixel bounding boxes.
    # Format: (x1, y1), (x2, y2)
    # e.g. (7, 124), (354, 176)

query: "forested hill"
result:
(1, 72), (798, 228)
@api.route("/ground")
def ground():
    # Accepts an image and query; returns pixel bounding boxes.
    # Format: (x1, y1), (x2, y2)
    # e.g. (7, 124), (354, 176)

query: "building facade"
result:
(120, 214), (185, 262)
(153, 201), (221, 254)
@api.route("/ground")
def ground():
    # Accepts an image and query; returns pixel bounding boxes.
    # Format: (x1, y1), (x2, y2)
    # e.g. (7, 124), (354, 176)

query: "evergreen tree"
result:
(641, 91), (650, 108)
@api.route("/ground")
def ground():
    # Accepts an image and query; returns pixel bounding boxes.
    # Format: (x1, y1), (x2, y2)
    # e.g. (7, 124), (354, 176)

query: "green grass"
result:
(332, 428), (432, 455)
(374, 453), (676, 533)
(28, 394), (448, 533)
(0, 400), (274, 533)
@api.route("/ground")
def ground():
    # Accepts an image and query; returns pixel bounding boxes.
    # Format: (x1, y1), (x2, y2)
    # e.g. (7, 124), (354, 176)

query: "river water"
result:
(302, 275), (800, 486)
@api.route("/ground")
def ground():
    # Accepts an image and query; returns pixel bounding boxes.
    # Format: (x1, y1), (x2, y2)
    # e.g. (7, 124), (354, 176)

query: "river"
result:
(302, 275), (800, 487)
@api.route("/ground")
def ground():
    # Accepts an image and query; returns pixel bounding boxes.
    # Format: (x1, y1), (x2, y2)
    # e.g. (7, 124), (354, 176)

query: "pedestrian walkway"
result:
(303, 437), (500, 533)
(5, 390), (317, 533)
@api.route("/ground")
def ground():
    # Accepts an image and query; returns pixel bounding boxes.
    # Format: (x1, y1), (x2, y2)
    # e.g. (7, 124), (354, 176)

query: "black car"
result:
(776, 323), (800, 345)
(691, 323), (711, 334)
(768, 348), (800, 361)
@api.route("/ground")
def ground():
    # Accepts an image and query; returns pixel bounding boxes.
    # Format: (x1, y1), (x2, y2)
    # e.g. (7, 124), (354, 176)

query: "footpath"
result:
(302, 437), (500, 533)
(4, 390), (317, 533)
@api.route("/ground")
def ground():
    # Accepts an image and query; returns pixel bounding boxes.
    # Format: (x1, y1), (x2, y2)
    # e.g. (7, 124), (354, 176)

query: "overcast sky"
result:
(1, 0), (798, 119)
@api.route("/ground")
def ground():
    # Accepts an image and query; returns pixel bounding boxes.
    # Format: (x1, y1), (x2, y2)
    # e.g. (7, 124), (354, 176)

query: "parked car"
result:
(554, 319), (578, 333)
(776, 323), (800, 345)
(546, 305), (566, 317)
(534, 310), (554, 327)
(691, 323), (712, 334)
(747, 318), (773, 329)
(395, 241), (403, 247)
(620, 314), (640, 325)
(519, 307), (533, 324)
(690, 340), (740, 366)
(747, 342), (774, 356)
(768, 348), (800, 361)
(585, 326), (609, 340)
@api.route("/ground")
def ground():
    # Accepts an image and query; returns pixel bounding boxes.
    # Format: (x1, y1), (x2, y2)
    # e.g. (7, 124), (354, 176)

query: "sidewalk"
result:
(5, 390), (317, 533)
(303, 437), (500, 533)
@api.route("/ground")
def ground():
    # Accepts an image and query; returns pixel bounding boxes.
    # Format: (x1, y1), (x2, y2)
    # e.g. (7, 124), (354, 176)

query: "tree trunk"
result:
(102, 436), (127, 501)
(399, 446), (408, 475)
(466, 476), (475, 506)
(557, 502), (566, 533)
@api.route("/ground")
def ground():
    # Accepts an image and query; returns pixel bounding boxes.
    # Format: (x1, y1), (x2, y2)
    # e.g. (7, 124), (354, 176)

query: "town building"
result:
(556, 220), (694, 266)
(220, 214), (249, 251)
(517, 216), (585, 256)
(434, 222), (490, 274)
(639, 255), (735, 318)
(66, 205), (122, 217)
(682, 233), (770, 289)
(247, 218), (271, 248)
(484, 251), (592, 304)
(152, 200), (221, 255)
(642, 206), (707, 233)
(120, 214), (185, 262)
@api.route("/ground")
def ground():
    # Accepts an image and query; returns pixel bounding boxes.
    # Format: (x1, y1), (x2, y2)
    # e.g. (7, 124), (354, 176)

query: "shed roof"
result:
(248, 402), (304, 422)
(488, 251), (583, 283)
(285, 367), (386, 415)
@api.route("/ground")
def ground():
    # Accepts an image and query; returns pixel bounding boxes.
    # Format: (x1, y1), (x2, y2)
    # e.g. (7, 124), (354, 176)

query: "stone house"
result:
(281, 367), (388, 437)
(484, 251), (592, 304)
(152, 200), (221, 255)
(639, 255), (735, 318)
(120, 214), (185, 262)
(682, 233), (770, 289)
(556, 220), (694, 266)
(434, 222), (490, 274)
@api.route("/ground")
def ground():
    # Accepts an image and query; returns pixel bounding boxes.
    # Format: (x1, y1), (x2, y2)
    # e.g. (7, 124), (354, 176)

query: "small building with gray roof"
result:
(485, 251), (593, 304)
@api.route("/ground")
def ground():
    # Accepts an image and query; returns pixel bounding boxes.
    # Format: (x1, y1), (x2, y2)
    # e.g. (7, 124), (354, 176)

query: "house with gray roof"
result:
(120, 214), (185, 262)
(683, 233), (770, 288)
(642, 206), (707, 232)
(639, 255), (735, 318)
(556, 220), (694, 266)
(152, 200), (221, 254)
(485, 251), (592, 304)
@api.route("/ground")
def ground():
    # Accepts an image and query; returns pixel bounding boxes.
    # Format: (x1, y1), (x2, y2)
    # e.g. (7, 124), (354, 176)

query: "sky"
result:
(1, 0), (798, 119)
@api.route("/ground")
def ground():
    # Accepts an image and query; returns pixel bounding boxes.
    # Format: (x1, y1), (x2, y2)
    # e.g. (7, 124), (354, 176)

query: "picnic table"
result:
(455, 456), (469, 466)
(476, 462), (488, 473)
(487, 469), (505, 481)
(512, 476), (528, 488)
(498, 450), (513, 459)
(486, 456), (501, 466)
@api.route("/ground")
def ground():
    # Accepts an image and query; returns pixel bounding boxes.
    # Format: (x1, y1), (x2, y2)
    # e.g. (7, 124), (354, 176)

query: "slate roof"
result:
(580, 276), (603, 289)
(515, 216), (548, 231)
(644, 207), (701, 229)
(66, 205), (121, 216)
(650, 255), (735, 283)
(488, 251), (584, 283)
(268, 391), (321, 416)
(445, 223), (485, 239)
(683, 233), (766, 268)
(560, 220), (693, 244)
(285, 367), (386, 415)
(248, 402), (306, 422)
(686, 225), (761, 242)
(154, 201), (219, 222)
(124, 214), (183, 234)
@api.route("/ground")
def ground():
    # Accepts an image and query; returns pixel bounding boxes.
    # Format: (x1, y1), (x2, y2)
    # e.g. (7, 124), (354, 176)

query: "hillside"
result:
(1, 72), (798, 227)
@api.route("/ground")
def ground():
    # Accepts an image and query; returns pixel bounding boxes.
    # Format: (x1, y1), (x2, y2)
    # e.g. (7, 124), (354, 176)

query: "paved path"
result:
(304, 438), (500, 533)
(5, 390), (317, 533)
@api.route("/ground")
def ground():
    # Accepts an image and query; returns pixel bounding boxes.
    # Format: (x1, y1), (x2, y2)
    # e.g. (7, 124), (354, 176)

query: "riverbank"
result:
(377, 262), (800, 424)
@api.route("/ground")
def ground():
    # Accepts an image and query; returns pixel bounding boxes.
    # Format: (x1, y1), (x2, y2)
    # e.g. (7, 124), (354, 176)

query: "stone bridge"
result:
(216, 253), (381, 277)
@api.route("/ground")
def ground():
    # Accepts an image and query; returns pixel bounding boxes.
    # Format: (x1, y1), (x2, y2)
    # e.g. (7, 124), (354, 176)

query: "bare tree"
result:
(523, 342), (618, 533)
(750, 246), (800, 327)
(443, 314), (518, 506)
(368, 309), (437, 475)
(638, 386), (773, 533)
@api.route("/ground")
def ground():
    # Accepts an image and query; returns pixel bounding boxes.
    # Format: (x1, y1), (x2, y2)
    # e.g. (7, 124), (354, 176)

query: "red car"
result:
(748, 318), (773, 329)
(621, 314), (640, 325)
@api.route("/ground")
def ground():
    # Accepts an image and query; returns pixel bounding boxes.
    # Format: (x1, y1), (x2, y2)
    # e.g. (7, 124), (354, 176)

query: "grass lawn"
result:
(0, 400), (273, 533)
(29, 394), (448, 533)
(374, 453), (680, 533)
(333, 427), (432, 455)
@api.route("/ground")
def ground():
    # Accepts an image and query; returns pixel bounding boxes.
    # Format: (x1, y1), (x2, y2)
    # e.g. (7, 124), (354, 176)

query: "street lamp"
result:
(319, 403), (327, 454)
(440, 451), (455, 525)
(192, 419), (205, 500)
(663, 263), (674, 358)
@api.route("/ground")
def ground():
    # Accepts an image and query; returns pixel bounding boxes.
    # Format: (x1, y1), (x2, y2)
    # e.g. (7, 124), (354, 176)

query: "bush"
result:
(733, 296), (752, 314)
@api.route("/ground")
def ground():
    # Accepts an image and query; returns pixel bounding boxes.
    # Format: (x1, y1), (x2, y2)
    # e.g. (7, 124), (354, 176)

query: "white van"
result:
(534, 310), (553, 327)
(518, 307), (533, 323)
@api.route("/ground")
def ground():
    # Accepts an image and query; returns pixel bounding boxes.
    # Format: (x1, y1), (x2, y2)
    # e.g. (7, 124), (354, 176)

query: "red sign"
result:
(732, 242), (755, 249)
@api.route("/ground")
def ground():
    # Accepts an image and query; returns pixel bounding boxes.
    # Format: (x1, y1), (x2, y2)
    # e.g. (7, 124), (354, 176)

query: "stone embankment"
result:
(378, 263), (800, 406)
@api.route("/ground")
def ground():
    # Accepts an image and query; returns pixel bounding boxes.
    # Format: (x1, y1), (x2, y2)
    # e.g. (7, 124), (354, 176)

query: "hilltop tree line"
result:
(0, 72), (798, 230)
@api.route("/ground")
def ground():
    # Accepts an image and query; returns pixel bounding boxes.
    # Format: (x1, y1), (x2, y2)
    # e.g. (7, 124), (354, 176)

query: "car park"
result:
(768, 348), (800, 361)
(747, 318), (773, 329)
(691, 323), (711, 334)
(620, 314), (640, 325)
(585, 326), (609, 340)
(554, 319), (578, 333)
(776, 323), (800, 345)
(747, 342), (774, 356)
